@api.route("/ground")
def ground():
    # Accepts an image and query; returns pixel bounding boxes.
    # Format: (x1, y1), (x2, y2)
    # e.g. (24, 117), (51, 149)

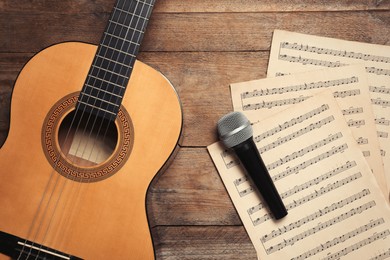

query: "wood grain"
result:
(152, 226), (256, 260)
(0, 12), (389, 52)
(0, 0), (389, 259)
(1, 0), (389, 13)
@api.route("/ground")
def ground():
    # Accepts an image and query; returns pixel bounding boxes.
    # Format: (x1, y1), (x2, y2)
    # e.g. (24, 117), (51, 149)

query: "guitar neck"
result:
(77, 0), (156, 120)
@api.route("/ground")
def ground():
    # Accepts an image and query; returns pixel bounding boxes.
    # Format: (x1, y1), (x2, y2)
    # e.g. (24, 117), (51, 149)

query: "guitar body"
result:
(0, 42), (182, 259)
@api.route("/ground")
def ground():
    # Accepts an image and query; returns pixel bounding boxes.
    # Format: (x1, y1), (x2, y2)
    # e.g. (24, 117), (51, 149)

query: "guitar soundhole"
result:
(58, 110), (118, 167)
(42, 93), (134, 182)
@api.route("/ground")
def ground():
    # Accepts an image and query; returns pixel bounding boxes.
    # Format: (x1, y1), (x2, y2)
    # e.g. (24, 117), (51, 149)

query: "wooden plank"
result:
(151, 226), (256, 260)
(0, 53), (31, 147)
(145, 12), (390, 52)
(138, 51), (269, 146)
(0, 12), (389, 53)
(147, 147), (241, 226)
(1, 0), (389, 13)
(154, 0), (390, 12)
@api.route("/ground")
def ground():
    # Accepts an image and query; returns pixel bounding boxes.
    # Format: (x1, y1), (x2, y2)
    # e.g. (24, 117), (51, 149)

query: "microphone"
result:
(217, 111), (288, 220)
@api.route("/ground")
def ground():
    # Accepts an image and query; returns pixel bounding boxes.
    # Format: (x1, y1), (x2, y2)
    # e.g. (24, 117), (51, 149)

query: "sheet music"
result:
(208, 91), (390, 260)
(230, 65), (387, 199)
(267, 30), (390, 201)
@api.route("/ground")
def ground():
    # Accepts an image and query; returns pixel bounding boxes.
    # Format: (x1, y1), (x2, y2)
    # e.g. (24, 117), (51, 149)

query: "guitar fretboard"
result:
(77, 0), (155, 120)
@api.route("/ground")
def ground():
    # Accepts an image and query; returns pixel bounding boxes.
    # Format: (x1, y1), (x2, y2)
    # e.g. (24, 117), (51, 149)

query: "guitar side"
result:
(0, 42), (183, 259)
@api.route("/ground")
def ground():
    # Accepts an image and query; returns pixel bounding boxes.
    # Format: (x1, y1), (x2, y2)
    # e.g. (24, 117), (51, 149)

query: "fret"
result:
(82, 84), (123, 104)
(116, 0), (153, 17)
(78, 95), (120, 113)
(87, 74), (126, 90)
(110, 9), (148, 34)
(77, 100), (117, 116)
(97, 43), (136, 64)
(103, 31), (141, 46)
(92, 64), (129, 79)
(100, 39), (139, 58)
(92, 57), (130, 77)
(101, 33), (140, 54)
(85, 84), (122, 98)
(113, 7), (150, 21)
(106, 22), (143, 43)
(134, 1), (153, 18)
(83, 87), (122, 108)
(97, 45), (135, 69)
(101, 31), (140, 59)
(134, 0), (154, 7)
(79, 92), (120, 107)
(85, 78), (124, 97)
(90, 64), (130, 82)
(95, 54), (133, 70)
(88, 67), (128, 87)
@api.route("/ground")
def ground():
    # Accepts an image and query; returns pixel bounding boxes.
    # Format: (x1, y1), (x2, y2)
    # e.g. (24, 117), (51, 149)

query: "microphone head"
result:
(217, 111), (253, 148)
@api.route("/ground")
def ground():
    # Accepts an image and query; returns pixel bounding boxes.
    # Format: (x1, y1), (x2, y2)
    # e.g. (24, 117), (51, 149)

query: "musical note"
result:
(280, 161), (356, 198)
(251, 172), (363, 226)
(247, 203), (265, 216)
(371, 98), (390, 108)
(259, 119), (336, 153)
(369, 248), (390, 260)
(279, 54), (347, 68)
(347, 119), (365, 128)
(255, 113), (333, 144)
(266, 133), (343, 170)
(342, 107), (363, 115)
(366, 67), (390, 76)
(357, 137), (368, 145)
(333, 89), (360, 98)
(266, 201), (377, 254)
(259, 189), (370, 243)
(234, 176), (248, 186)
(243, 96), (311, 110)
(240, 77), (358, 99)
(369, 86), (390, 95)
(291, 219), (386, 259)
(375, 118), (390, 126)
(280, 42), (390, 63)
(252, 213), (272, 226)
(377, 131), (389, 138)
(272, 143), (348, 182)
(324, 230), (390, 260)
(220, 150), (239, 169)
(238, 186), (254, 197)
(285, 172), (362, 211)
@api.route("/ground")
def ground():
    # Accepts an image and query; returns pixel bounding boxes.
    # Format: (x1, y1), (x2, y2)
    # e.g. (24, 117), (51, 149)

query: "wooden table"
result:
(0, 1), (389, 259)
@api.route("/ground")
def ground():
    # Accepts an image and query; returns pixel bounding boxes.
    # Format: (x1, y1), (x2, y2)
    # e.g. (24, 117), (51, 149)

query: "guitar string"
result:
(16, 0), (149, 259)
(32, 1), (149, 259)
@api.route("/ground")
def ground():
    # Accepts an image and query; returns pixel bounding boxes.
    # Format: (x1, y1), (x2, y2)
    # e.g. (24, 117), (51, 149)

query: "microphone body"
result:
(232, 137), (287, 219)
(218, 111), (287, 220)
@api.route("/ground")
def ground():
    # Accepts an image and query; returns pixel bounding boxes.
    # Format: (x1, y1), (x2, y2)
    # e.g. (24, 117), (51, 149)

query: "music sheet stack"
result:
(208, 30), (390, 259)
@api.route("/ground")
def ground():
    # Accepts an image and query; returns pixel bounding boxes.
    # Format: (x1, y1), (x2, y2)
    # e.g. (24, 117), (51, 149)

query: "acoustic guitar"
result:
(0, 0), (182, 259)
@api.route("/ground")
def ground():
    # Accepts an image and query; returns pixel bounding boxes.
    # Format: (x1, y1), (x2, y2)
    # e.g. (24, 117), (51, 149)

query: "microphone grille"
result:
(217, 111), (253, 148)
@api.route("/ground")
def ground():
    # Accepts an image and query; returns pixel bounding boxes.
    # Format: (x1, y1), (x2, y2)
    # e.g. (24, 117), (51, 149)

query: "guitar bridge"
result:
(0, 231), (82, 260)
